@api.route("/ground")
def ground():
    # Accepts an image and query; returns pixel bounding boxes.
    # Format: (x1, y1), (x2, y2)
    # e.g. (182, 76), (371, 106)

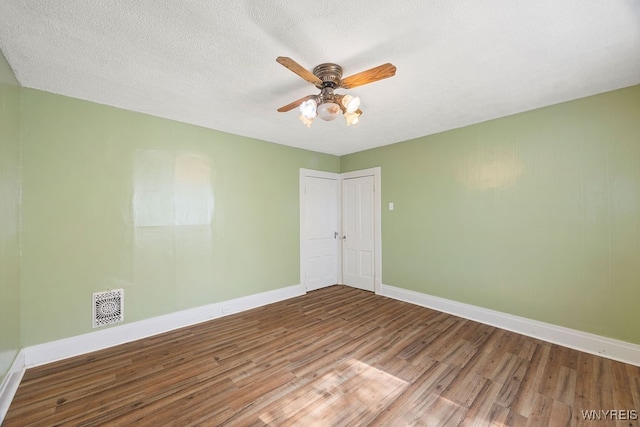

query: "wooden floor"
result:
(4, 286), (640, 426)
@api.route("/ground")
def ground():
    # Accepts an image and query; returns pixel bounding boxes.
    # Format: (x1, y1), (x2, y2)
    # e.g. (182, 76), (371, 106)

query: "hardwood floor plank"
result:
(4, 285), (639, 426)
(496, 376), (524, 408)
(416, 393), (467, 426)
(442, 372), (487, 408)
(459, 379), (503, 425)
(525, 393), (554, 426)
(368, 361), (456, 425)
(554, 366), (578, 406)
(548, 399), (573, 427)
(510, 342), (552, 418)
(630, 376), (640, 414)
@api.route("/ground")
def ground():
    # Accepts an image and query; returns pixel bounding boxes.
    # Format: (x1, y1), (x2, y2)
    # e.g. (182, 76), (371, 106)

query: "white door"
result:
(301, 174), (340, 291)
(342, 175), (375, 291)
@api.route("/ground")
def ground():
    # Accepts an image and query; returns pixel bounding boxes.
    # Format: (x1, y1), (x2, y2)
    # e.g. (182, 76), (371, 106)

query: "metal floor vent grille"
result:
(93, 289), (124, 328)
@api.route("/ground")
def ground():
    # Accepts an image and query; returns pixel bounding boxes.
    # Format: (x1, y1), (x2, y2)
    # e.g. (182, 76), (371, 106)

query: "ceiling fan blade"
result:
(340, 63), (397, 89)
(276, 57), (323, 87)
(277, 95), (314, 112)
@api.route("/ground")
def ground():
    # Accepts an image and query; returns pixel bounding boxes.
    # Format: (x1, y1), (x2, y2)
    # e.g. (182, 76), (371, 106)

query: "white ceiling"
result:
(0, 1), (638, 156)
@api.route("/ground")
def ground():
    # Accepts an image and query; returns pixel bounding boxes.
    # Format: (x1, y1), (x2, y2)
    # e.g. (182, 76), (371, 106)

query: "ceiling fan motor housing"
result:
(313, 63), (343, 88)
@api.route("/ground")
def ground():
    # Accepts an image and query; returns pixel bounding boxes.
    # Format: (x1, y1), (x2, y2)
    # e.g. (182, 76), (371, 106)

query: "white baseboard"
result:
(0, 349), (25, 424)
(379, 284), (640, 367)
(24, 284), (305, 368)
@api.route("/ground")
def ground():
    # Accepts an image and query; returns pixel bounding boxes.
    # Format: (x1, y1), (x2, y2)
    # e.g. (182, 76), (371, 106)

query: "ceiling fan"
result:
(276, 56), (396, 127)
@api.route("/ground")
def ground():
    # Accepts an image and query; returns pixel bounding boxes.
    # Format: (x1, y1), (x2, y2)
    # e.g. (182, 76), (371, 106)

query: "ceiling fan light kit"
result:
(276, 56), (396, 128)
(317, 101), (342, 121)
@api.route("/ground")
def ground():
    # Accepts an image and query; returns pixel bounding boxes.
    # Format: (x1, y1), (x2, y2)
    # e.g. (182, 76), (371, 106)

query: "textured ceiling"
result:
(0, 1), (638, 156)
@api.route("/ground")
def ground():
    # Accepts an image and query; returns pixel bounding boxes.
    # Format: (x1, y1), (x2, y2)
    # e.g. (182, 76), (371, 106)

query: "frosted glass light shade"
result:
(342, 95), (360, 113)
(344, 111), (360, 126)
(317, 102), (341, 121)
(299, 114), (313, 127)
(299, 99), (317, 119)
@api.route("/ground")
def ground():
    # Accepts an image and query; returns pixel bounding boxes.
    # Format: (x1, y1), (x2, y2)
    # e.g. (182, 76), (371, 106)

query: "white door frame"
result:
(299, 168), (342, 290)
(341, 167), (382, 294)
(299, 167), (382, 294)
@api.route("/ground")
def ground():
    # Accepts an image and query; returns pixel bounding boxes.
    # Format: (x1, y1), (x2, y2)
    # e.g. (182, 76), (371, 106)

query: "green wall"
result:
(5, 70), (640, 351)
(19, 89), (339, 346)
(0, 50), (21, 383)
(342, 85), (640, 344)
